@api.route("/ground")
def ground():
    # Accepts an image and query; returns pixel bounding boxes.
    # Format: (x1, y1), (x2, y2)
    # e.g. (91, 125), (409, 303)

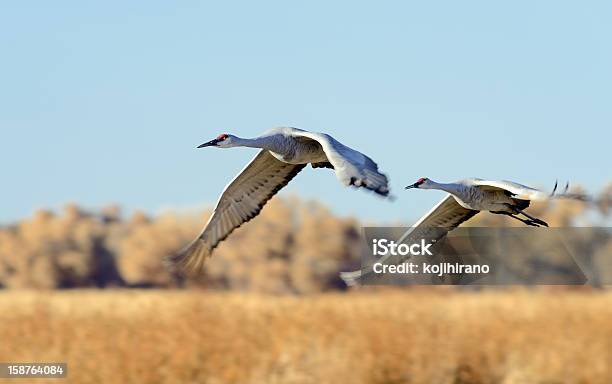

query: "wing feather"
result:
(292, 130), (390, 196)
(340, 195), (478, 285)
(166, 150), (306, 273)
(470, 179), (589, 202)
(469, 179), (550, 200)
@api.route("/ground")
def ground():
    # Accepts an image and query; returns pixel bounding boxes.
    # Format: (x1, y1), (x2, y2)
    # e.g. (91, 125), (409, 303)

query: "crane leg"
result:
(517, 211), (548, 227)
(503, 204), (549, 227)
(491, 211), (542, 227)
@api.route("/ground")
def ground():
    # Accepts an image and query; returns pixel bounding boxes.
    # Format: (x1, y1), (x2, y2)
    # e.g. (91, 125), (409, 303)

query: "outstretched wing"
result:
(291, 130), (390, 197)
(468, 179), (550, 200)
(469, 179), (589, 202)
(340, 195), (478, 286)
(167, 150), (306, 273)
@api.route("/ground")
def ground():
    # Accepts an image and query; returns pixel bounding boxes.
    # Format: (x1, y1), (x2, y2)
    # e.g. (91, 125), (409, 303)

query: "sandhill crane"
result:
(404, 177), (588, 227)
(340, 177), (588, 285)
(167, 127), (391, 273)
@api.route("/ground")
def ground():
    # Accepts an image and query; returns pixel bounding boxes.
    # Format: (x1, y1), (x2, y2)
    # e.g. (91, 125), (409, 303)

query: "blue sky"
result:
(1, 1), (610, 223)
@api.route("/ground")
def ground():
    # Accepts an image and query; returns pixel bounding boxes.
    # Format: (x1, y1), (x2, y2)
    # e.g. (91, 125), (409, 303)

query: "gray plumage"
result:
(341, 177), (589, 286)
(167, 127), (390, 274)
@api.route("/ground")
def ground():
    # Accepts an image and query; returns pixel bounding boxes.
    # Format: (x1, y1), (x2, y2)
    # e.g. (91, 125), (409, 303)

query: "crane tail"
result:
(164, 239), (211, 276)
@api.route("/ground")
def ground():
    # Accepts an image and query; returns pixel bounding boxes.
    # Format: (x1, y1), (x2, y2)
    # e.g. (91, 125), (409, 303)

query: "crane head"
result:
(405, 177), (429, 189)
(197, 134), (235, 148)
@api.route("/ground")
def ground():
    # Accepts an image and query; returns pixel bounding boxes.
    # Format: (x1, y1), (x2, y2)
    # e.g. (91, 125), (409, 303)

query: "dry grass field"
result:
(0, 290), (611, 384)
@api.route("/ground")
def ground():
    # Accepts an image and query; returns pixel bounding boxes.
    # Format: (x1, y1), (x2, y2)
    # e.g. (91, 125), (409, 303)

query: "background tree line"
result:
(1, 184), (610, 292)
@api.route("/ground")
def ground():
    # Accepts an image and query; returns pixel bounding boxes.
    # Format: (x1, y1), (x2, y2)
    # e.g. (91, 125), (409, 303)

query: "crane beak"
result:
(405, 183), (419, 190)
(197, 139), (220, 148)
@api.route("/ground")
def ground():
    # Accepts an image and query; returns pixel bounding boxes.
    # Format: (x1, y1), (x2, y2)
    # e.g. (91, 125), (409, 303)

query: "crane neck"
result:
(428, 181), (466, 196)
(232, 136), (278, 151)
